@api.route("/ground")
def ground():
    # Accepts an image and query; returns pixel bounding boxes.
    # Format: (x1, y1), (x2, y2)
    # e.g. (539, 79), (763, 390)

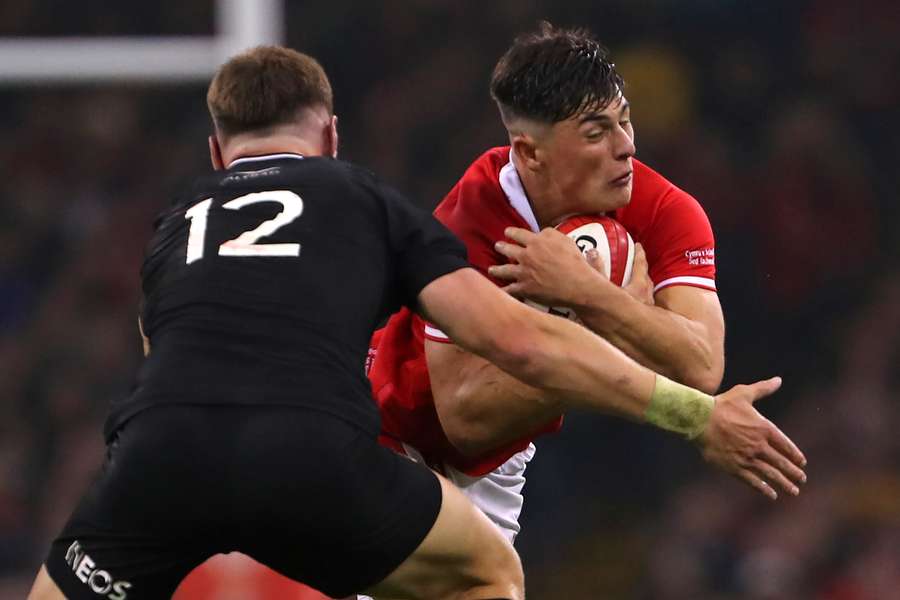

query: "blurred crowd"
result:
(1, 1), (898, 598)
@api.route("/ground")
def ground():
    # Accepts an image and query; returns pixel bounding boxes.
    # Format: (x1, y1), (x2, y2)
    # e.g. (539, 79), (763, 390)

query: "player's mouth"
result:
(610, 171), (632, 187)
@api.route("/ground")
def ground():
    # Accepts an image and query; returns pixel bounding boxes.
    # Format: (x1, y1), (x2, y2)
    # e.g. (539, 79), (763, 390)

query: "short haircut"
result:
(490, 22), (624, 125)
(207, 46), (333, 137)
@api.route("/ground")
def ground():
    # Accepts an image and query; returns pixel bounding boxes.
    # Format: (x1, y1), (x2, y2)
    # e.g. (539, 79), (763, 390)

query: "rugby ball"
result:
(525, 215), (635, 320)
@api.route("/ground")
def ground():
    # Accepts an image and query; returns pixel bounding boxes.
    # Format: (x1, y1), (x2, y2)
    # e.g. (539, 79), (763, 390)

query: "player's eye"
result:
(619, 119), (631, 127)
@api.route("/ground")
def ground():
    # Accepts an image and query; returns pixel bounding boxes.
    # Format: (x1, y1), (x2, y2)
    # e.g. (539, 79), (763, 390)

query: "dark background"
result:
(1, 1), (898, 598)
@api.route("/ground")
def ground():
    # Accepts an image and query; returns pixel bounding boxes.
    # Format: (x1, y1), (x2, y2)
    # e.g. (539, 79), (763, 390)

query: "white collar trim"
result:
(498, 150), (540, 233)
(228, 153), (305, 168)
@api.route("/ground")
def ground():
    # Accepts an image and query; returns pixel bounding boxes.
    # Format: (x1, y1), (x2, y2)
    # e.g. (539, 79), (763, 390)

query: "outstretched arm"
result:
(429, 236), (720, 455)
(418, 267), (806, 499)
(419, 268), (655, 423)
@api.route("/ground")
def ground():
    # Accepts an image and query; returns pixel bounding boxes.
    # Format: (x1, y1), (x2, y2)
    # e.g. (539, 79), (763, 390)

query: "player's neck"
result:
(516, 167), (567, 228)
(222, 134), (324, 166)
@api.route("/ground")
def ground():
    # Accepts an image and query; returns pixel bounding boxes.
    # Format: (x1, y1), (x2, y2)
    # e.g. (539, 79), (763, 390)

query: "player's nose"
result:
(613, 125), (636, 160)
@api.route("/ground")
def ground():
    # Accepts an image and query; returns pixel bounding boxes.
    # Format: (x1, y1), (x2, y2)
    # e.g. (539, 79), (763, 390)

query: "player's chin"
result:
(604, 182), (632, 209)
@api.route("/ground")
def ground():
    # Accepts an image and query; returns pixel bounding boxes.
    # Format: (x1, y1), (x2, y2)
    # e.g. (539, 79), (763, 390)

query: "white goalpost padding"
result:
(0, 0), (283, 84)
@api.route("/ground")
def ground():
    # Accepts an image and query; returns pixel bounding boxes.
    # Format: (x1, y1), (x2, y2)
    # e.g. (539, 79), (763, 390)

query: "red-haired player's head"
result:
(206, 46), (339, 168)
(491, 23), (635, 226)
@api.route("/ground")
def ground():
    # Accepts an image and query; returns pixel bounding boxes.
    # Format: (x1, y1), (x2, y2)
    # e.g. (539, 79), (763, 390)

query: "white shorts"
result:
(402, 442), (536, 544)
(353, 444), (535, 600)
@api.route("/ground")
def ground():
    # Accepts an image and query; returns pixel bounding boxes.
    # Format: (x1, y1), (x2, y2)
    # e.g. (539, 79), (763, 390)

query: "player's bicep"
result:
(655, 286), (723, 332)
(425, 338), (469, 394)
(655, 286), (725, 374)
(425, 338), (481, 426)
(425, 336), (501, 402)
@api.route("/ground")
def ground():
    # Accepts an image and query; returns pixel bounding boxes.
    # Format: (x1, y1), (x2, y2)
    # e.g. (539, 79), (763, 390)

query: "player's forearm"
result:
(509, 313), (715, 440)
(505, 311), (658, 420)
(574, 286), (722, 393)
(440, 303), (709, 441)
(422, 269), (706, 435)
(438, 315), (656, 442)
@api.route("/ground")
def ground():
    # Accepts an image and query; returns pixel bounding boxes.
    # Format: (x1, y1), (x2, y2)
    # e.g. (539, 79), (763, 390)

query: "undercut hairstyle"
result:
(490, 22), (624, 125)
(207, 46), (333, 137)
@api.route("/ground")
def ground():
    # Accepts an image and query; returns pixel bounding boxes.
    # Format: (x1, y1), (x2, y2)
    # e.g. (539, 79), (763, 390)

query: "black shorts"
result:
(45, 404), (442, 599)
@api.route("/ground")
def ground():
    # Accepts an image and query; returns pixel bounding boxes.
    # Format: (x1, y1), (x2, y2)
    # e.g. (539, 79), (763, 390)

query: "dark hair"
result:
(490, 22), (624, 124)
(207, 46), (333, 137)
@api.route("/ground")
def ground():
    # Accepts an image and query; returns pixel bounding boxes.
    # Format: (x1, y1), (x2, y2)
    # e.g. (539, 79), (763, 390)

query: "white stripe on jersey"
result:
(424, 323), (449, 341)
(654, 275), (716, 293)
(227, 153), (304, 168)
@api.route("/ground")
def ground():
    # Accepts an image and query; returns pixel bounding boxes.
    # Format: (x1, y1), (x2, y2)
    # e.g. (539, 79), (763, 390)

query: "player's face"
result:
(541, 95), (635, 218)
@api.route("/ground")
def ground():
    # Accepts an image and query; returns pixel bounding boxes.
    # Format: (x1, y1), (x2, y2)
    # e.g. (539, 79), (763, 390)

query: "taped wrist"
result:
(645, 374), (714, 440)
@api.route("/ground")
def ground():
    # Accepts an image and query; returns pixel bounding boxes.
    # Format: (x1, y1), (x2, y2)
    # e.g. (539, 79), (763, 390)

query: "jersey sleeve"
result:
(643, 190), (717, 293)
(380, 182), (470, 308)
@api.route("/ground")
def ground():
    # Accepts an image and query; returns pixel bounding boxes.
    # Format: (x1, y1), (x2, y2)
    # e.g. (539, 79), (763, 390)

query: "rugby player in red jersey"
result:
(368, 23), (797, 546)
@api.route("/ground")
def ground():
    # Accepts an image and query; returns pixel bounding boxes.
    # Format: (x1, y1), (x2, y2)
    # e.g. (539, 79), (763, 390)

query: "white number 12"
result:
(184, 190), (304, 264)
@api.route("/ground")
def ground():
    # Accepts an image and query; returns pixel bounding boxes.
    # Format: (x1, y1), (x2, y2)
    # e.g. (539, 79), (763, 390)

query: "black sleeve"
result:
(379, 182), (470, 306)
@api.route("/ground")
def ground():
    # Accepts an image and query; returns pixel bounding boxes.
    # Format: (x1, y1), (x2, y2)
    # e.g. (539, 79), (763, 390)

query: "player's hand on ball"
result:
(490, 227), (603, 306)
(698, 376), (807, 500)
(620, 243), (654, 306)
(582, 242), (651, 306)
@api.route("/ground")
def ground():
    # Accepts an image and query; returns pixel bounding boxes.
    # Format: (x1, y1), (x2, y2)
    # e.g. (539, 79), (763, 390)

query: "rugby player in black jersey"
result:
(29, 46), (805, 600)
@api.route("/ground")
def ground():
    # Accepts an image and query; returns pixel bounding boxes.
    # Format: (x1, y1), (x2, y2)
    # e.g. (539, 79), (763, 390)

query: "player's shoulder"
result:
(632, 159), (693, 204)
(263, 156), (379, 191)
(464, 146), (510, 181)
(439, 146), (509, 207)
(326, 158), (405, 199)
(311, 156), (378, 184)
(630, 158), (709, 220)
(616, 159), (711, 239)
(204, 156), (400, 205)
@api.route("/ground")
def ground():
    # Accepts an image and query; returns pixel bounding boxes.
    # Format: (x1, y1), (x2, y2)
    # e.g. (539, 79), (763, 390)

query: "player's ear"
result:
(209, 135), (225, 170)
(511, 134), (540, 173)
(326, 115), (339, 158)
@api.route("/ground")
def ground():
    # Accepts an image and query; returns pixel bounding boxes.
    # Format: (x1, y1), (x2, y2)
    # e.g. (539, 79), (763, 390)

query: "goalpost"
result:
(0, 0), (283, 84)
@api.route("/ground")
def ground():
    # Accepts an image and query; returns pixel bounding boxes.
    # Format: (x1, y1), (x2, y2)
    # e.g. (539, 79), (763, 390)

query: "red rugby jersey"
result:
(369, 147), (716, 476)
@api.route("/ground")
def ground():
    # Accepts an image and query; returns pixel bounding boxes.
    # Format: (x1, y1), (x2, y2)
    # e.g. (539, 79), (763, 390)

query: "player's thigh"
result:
(41, 407), (233, 600)
(449, 443), (535, 546)
(27, 566), (65, 600)
(364, 474), (524, 600)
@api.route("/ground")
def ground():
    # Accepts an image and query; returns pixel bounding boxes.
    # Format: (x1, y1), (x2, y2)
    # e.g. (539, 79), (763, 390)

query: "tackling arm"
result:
(418, 267), (807, 500)
(426, 286), (723, 456)
(418, 268), (657, 422)
(429, 231), (722, 456)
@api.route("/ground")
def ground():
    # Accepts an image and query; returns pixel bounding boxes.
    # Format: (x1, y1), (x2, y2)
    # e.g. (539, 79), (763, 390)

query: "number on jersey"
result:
(184, 190), (304, 264)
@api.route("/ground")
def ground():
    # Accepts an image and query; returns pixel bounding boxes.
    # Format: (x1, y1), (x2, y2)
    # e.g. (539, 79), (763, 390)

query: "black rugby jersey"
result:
(104, 154), (468, 439)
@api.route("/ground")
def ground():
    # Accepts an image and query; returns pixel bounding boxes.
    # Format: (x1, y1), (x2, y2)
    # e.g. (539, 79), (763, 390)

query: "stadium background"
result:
(1, 1), (898, 598)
